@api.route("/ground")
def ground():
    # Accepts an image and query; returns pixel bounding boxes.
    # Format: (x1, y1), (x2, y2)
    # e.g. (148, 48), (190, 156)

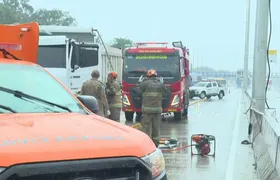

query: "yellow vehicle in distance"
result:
(214, 78), (227, 87)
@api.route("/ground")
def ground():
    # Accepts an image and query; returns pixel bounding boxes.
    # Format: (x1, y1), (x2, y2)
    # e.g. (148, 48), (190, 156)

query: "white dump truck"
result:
(38, 26), (123, 91)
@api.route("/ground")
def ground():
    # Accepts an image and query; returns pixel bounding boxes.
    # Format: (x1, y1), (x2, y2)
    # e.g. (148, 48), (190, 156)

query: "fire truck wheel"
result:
(135, 112), (142, 122)
(125, 112), (134, 121)
(174, 112), (182, 121)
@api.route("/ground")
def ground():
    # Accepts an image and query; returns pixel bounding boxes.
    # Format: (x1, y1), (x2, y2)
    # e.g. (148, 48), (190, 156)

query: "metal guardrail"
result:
(244, 90), (280, 180)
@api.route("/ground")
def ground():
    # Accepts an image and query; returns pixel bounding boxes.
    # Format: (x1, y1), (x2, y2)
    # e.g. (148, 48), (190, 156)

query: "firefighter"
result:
(80, 69), (110, 117)
(139, 69), (169, 147)
(105, 71), (122, 122)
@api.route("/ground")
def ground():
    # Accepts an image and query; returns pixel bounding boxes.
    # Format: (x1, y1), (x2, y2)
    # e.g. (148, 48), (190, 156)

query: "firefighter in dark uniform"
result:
(139, 69), (169, 147)
(105, 71), (122, 122)
(80, 69), (110, 117)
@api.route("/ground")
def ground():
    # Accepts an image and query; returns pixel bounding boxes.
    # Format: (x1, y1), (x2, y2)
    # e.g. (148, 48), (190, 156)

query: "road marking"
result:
(189, 99), (207, 106)
(225, 93), (242, 180)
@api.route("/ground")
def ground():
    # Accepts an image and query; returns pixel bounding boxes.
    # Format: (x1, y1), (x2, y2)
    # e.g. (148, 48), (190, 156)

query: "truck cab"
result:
(122, 42), (190, 121)
(39, 26), (123, 84)
(38, 34), (99, 91)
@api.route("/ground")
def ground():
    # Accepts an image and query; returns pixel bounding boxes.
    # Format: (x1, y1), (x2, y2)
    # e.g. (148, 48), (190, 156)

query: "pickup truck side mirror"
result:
(77, 95), (98, 114)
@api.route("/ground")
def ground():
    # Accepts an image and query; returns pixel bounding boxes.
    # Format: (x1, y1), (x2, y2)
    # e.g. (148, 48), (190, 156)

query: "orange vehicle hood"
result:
(0, 113), (156, 167)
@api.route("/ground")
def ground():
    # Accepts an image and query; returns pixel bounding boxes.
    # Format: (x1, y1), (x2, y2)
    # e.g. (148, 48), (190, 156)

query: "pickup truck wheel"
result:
(218, 91), (224, 99)
(199, 91), (206, 99)
(125, 112), (134, 121)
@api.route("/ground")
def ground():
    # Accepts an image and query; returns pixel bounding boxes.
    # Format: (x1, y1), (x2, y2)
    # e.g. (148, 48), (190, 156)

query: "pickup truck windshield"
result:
(194, 82), (208, 87)
(0, 64), (86, 114)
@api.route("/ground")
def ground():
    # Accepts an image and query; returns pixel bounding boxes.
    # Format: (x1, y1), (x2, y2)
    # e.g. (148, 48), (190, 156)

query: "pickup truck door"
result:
(212, 82), (219, 94)
(206, 83), (212, 94)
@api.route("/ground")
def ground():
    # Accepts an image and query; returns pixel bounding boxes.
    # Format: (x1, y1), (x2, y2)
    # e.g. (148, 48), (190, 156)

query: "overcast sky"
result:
(29, 0), (280, 72)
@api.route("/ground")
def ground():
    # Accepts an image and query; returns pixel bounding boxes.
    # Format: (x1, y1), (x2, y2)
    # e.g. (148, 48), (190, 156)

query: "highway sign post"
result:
(268, 49), (277, 63)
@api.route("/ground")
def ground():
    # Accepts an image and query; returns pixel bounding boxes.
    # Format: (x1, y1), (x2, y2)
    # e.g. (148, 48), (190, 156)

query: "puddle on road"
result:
(161, 122), (215, 180)
(120, 112), (224, 179)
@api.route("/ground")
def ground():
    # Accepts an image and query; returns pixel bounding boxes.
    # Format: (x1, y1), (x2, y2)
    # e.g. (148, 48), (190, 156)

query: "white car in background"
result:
(189, 81), (228, 99)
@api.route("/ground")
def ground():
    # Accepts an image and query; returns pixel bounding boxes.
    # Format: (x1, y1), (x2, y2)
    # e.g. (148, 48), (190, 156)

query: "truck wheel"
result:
(125, 112), (134, 121)
(218, 91), (224, 99)
(135, 112), (142, 122)
(200, 91), (206, 99)
(174, 112), (182, 121)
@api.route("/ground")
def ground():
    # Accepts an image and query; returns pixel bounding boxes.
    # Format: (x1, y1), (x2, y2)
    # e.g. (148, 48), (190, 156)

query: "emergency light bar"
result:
(127, 48), (174, 53)
(136, 42), (168, 45)
(136, 42), (168, 48)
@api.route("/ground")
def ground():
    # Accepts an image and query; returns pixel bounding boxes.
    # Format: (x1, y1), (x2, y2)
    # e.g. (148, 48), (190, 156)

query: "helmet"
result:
(109, 71), (118, 79)
(91, 69), (100, 78)
(147, 69), (157, 77)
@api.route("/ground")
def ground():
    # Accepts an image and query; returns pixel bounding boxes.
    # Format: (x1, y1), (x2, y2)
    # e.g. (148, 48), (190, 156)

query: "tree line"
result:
(0, 0), (134, 48)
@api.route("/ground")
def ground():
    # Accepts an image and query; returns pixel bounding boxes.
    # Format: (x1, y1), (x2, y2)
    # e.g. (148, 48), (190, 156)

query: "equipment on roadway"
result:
(158, 137), (180, 149)
(131, 122), (216, 156)
(191, 134), (216, 157)
(122, 41), (190, 122)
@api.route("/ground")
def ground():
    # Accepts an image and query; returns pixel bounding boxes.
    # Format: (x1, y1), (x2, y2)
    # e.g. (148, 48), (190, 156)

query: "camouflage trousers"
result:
(141, 113), (161, 147)
(108, 108), (121, 122)
(97, 102), (104, 117)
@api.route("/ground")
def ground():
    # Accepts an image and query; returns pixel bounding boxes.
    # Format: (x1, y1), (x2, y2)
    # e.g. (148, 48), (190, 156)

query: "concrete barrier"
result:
(244, 91), (280, 180)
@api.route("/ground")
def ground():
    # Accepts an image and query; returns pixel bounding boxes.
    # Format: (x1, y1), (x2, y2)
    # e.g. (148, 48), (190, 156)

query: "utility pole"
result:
(243, 0), (251, 91)
(252, 0), (269, 113)
(251, 0), (260, 98)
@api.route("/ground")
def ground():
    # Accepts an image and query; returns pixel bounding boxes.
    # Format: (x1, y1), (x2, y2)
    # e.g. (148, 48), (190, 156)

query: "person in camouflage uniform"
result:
(105, 72), (122, 122)
(139, 69), (169, 147)
(80, 69), (110, 117)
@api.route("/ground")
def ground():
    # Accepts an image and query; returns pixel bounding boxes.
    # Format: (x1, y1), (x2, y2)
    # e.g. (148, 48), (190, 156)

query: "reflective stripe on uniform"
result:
(142, 106), (162, 113)
(115, 91), (122, 96)
(143, 92), (161, 96)
(110, 103), (122, 108)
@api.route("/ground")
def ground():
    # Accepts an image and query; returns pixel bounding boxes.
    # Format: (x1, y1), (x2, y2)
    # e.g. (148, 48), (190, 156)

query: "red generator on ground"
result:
(122, 42), (190, 122)
(191, 134), (216, 157)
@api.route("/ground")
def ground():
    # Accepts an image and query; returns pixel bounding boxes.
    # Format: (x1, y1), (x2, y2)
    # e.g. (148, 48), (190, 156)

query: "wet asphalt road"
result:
(120, 89), (241, 180)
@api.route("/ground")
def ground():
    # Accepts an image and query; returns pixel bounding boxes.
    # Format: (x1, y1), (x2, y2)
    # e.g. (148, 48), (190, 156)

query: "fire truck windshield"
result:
(123, 54), (180, 83)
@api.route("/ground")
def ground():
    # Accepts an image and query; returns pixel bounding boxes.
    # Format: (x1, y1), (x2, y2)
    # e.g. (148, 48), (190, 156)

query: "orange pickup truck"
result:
(0, 22), (167, 180)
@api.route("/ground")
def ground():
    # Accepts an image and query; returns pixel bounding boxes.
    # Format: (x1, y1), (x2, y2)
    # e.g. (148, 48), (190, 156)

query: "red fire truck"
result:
(122, 42), (190, 121)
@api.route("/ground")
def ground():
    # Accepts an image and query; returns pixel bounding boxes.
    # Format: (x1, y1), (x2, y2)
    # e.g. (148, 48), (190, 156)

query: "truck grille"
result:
(130, 86), (171, 109)
(2, 157), (152, 180)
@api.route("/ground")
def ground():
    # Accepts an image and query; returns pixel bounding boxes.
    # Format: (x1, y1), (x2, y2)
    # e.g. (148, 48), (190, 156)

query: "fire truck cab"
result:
(122, 42), (190, 121)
